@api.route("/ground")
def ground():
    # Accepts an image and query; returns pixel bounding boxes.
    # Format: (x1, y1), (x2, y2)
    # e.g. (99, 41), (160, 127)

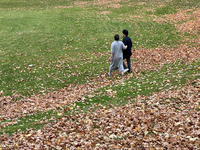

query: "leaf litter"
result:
(0, 38), (200, 148)
(0, 78), (200, 149)
(155, 9), (200, 34)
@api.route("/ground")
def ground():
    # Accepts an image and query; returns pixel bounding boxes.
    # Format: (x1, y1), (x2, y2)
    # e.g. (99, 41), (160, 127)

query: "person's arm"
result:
(123, 44), (127, 50)
(110, 43), (114, 61)
(125, 45), (128, 49)
(122, 38), (127, 49)
(109, 53), (114, 62)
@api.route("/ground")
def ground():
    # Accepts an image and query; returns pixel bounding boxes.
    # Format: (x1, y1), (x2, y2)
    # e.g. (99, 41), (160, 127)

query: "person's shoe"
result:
(108, 72), (111, 76)
(124, 68), (129, 73)
(121, 72), (124, 76)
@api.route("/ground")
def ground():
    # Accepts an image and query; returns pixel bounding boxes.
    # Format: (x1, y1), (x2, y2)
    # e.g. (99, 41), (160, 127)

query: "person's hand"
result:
(126, 45), (128, 49)
(109, 57), (112, 62)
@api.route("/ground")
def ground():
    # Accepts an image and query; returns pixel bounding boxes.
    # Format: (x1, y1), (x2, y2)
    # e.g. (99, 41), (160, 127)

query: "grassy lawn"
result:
(1, 0), (191, 96)
(0, 0), (200, 149)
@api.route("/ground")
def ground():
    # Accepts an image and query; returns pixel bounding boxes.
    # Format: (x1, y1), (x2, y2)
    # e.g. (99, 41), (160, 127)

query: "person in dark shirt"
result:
(122, 29), (132, 72)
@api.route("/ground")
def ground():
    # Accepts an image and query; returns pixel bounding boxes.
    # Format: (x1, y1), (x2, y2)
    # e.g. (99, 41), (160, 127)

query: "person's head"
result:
(114, 34), (119, 41)
(122, 29), (128, 37)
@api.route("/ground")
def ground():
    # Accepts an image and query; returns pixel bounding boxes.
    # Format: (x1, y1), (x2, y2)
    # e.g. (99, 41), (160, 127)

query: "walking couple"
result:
(108, 29), (132, 76)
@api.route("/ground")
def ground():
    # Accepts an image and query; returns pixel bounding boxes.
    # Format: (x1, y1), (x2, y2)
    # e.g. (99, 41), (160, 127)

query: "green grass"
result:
(1, 0), (197, 96)
(170, 0), (200, 9)
(0, 0), (200, 135)
(0, 0), (72, 9)
(0, 110), (57, 135)
(77, 60), (200, 109)
(1, 8), (110, 95)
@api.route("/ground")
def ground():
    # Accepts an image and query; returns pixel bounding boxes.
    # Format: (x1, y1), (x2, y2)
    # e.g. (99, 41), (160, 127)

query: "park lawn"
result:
(1, 0), (195, 96)
(0, 0), (200, 149)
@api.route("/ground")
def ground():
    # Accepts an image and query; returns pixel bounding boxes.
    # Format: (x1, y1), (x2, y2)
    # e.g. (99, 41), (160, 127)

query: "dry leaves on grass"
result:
(1, 79), (200, 149)
(0, 84), (95, 121)
(104, 4), (121, 9)
(0, 44), (199, 148)
(155, 9), (200, 33)
(0, 38), (199, 128)
(0, 71), (125, 128)
(131, 43), (200, 73)
(98, 11), (110, 15)
(92, 0), (122, 6)
(74, 0), (122, 7)
(165, 10), (192, 23)
(54, 0), (123, 9)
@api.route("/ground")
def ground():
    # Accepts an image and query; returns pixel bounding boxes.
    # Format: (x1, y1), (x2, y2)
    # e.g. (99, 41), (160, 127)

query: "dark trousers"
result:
(123, 55), (131, 72)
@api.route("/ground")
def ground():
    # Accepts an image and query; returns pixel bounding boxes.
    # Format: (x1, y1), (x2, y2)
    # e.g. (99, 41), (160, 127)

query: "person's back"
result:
(122, 29), (132, 72)
(111, 41), (124, 59)
(122, 36), (132, 57)
(108, 34), (127, 76)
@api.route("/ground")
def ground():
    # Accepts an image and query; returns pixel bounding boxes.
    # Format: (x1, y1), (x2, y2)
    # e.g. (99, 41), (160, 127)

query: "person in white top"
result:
(108, 34), (129, 76)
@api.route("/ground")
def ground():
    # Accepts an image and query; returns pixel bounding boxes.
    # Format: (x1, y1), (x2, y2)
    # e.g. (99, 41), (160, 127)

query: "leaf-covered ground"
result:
(1, 39), (200, 122)
(0, 79), (200, 149)
(0, 4), (200, 149)
(1, 39), (200, 149)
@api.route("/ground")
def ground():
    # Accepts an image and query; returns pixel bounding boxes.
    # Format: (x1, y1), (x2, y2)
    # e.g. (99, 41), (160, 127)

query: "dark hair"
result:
(114, 34), (119, 41)
(122, 29), (128, 36)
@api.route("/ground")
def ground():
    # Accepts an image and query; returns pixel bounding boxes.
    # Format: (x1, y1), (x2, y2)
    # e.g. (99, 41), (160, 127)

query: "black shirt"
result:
(122, 36), (132, 57)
